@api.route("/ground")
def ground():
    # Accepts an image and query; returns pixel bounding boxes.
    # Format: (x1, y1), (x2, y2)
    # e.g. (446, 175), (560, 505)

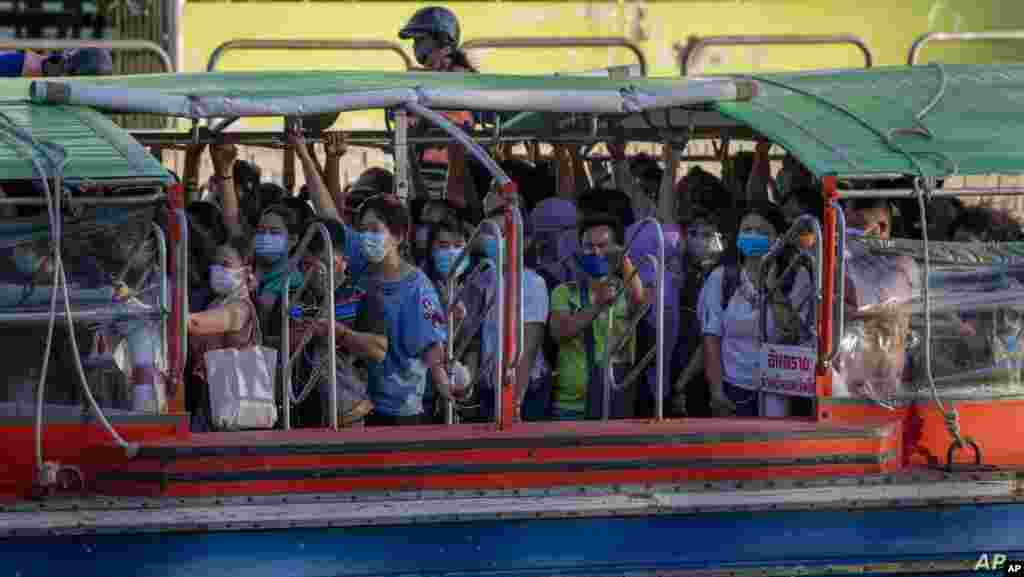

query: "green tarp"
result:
(715, 64), (1024, 178)
(0, 79), (171, 184)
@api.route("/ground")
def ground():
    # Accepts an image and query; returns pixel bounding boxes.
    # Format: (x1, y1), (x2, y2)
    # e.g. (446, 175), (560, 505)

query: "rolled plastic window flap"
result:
(834, 236), (1024, 402)
(30, 79), (758, 118)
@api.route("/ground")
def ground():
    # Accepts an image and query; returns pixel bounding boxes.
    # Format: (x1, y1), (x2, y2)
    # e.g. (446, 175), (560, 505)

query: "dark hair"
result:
(357, 195), (412, 243)
(352, 167), (394, 197)
(788, 185), (824, 223)
(260, 203), (303, 237)
(684, 165), (733, 211)
(951, 205), (1024, 242)
(282, 197), (316, 231)
(720, 203), (787, 265)
(578, 188), (635, 230)
(186, 201), (227, 246)
(579, 212), (623, 245)
(423, 214), (472, 280)
(247, 182), (287, 231)
(307, 217), (347, 258)
(233, 159), (262, 198)
(449, 49), (478, 73)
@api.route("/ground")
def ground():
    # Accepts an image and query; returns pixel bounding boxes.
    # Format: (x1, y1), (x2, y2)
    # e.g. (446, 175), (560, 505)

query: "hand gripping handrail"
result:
(0, 39), (174, 74)
(678, 34), (873, 76)
(446, 221), (504, 425)
(461, 37), (647, 76)
(757, 214), (824, 350)
(908, 30), (1024, 65)
(601, 217), (665, 420)
(207, 39), (414, 72)
(280, 222), (337, 430)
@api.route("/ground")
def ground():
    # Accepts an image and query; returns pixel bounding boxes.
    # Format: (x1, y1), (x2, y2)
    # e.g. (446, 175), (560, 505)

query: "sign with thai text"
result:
(758, 344), (817, 398)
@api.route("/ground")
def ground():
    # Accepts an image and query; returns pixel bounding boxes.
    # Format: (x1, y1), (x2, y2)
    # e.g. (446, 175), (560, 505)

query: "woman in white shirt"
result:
(698, 205), (789, 417)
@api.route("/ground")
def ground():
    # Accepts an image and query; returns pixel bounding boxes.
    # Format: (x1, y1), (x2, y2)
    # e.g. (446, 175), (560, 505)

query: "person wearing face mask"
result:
(549, 214), (647, 420)
(289, 219), (384, 428)
(670, 210), (726, 417)
(697, 205), (792, 417)
(252, 204), (305, 350)
(355, 195), (469, 425)
(187, 243), (256, 430)
(529, 197), (582, 288)
(420, 214), (472, 422)
(457, 190), (551, 422)
(414, 199), (453, 268)
(398, 6), (482, 214)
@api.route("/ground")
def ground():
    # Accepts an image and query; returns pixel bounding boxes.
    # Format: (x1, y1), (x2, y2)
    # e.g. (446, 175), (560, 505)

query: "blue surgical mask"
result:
(736, 233), (772, 258)
(433, 247), (467, 277)
(578, 253), (610, 278)
(254, 233), (287, 260)
(480, 236), (499, 261)
(360, 231), (389, 264)
(14, 251), (42, 275)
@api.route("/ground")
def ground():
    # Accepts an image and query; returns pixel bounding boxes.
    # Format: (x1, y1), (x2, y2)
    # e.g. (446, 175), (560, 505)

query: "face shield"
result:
(686, 223), (725, 269)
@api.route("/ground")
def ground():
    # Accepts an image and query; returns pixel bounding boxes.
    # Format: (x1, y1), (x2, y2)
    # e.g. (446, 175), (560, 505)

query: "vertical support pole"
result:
(166, 183), (187, 414)
(817, 176), (838, 416)
(500, 180), (520, 429)
(393, 108), (411, 203)
(281, 274), (291, 430)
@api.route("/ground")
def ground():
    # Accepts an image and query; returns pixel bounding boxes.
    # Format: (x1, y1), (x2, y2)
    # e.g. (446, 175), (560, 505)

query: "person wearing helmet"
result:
(399, 6), (475, 73)
(398, 6), (480, 215)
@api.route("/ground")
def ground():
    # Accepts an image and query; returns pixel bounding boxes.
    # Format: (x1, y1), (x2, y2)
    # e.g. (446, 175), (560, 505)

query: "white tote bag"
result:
(205, 305), (279, 430)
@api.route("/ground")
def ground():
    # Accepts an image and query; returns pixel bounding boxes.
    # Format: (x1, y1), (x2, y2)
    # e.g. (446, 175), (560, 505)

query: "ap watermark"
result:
(975, 553), (1022, 573)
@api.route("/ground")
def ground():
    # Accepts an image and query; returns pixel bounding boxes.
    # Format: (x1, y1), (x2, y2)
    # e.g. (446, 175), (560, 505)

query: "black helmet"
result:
(399, 6), (460, 48)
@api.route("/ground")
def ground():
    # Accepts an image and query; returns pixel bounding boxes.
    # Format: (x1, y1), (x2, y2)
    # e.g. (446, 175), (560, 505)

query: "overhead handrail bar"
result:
(0, 192), (165, 206)
(0, 39), (175, 74)
(206, 39), (415, 72)
(601, 217), (665, 420)
(280, 222), (337, 430)
(908, 30), (1024, 65)
(678, 34), (873, 76)
(461, 37), (648, 76)
(446, 220), (504, 425)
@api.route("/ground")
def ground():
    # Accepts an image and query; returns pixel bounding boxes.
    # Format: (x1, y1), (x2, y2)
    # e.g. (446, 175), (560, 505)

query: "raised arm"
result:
(209, 144), (243, 237)
(288, 128), (340, 221)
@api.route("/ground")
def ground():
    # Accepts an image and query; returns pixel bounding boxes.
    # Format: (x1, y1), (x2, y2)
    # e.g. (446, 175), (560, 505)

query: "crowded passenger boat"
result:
(1, 10), (1024, 576)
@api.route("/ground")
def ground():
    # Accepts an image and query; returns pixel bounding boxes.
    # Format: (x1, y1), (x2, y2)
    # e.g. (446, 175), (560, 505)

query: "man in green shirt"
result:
(549, 214), (647, 420)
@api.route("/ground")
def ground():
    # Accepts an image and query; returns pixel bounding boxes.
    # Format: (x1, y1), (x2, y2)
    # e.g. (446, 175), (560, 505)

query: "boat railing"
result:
(280, 221), (338, 430)
(206, 39), (415, 72)
(677, 33), (873, 76)
(908, 30), (1024, 65)
(461, 37), (648, 77)
(601, 217), (666, 420)
(446, 220), (504, 425)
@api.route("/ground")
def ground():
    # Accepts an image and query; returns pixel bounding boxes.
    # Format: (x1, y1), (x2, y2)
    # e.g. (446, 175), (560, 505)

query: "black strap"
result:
(580, 283), (602, 420)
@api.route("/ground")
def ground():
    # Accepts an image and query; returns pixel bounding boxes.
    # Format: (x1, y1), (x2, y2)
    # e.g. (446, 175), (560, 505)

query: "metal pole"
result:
(908, 30), (1024, 65)
(206, 39), (414, 72)
(152, 223), (169, 392)
(678, 34), (873, 76)
(461, 37), (648, 76)
(393, 109), (410, 202)
(0, 39), (174, 74)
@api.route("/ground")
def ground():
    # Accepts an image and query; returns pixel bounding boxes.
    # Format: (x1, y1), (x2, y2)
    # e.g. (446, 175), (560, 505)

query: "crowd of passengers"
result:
(172, 119), (1024, 431)
(6, 10), (1023, 428)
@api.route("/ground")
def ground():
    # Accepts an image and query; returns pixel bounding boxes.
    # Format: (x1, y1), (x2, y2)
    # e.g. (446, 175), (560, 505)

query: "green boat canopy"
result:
(21, 64), (1024, 180)
(0, 79), (171, 184)
(509, 64), (1024, 179)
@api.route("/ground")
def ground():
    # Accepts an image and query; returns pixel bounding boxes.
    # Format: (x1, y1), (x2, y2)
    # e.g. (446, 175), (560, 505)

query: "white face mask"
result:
(210, 265), (243, 295)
